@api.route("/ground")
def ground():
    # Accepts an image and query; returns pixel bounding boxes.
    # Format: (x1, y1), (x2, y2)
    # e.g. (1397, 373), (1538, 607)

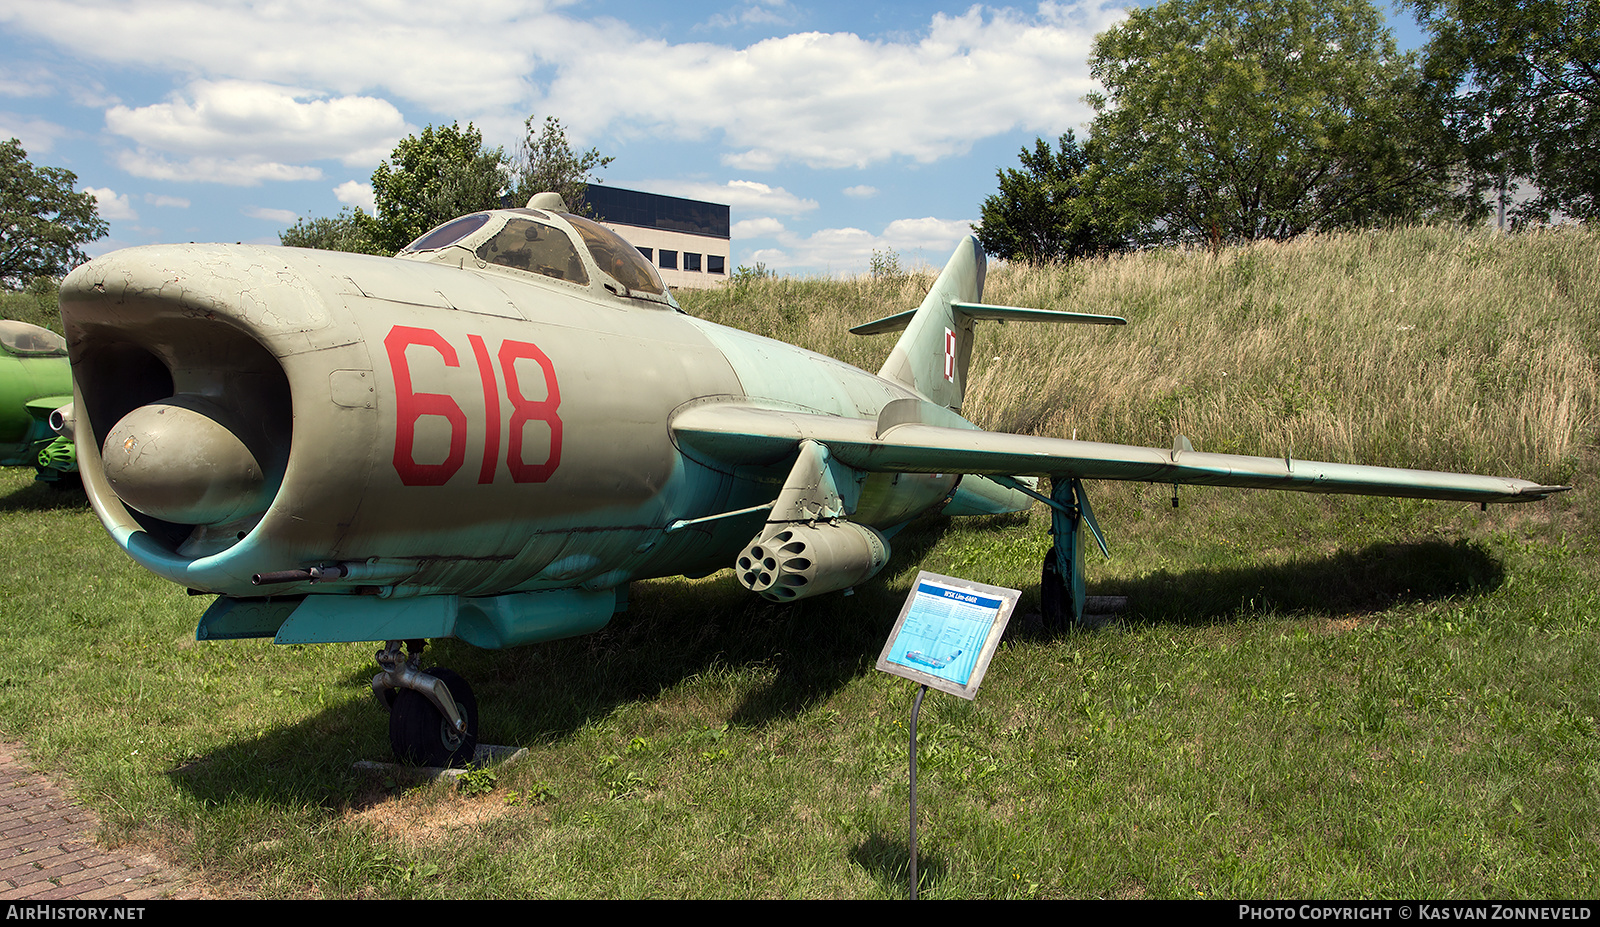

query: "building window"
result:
(707, 255), (725, 275)
(659, 250), (678, 270)
(684, 252), (702, 272)
(637, 247), (652, 262)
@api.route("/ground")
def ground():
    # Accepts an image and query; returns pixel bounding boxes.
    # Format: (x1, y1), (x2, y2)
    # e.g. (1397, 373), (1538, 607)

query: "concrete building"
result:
(586, 185), (731, 291)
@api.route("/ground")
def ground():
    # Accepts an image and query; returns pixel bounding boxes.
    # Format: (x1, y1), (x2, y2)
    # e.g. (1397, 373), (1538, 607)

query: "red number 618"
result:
(384, 325), (562, 486)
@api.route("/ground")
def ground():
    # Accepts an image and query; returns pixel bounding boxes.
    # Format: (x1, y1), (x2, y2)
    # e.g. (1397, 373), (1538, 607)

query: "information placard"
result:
(875, 572), (1020, 699)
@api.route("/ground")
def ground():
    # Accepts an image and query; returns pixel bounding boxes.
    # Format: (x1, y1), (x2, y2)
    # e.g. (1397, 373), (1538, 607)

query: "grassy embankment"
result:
(0, 225), (1594, 898)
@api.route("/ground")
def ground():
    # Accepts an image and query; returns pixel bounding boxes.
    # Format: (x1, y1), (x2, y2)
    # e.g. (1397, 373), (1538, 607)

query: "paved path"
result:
(0, 741), (207, 900)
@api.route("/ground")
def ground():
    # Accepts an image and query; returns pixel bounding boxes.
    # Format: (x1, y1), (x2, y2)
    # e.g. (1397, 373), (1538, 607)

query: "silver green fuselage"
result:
(60, 241), (971, 612)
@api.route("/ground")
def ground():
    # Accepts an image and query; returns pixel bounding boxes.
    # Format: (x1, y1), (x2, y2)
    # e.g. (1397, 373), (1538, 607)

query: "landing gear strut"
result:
(372, 640), (479, 768)
(1040, 544), (1072, 632)
(1040, 477), (1108, 632)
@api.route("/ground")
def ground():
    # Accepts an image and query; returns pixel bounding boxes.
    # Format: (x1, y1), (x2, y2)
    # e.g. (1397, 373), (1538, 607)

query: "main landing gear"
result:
(1039, 477), (1109, 633)
(372, 640), (479, 768)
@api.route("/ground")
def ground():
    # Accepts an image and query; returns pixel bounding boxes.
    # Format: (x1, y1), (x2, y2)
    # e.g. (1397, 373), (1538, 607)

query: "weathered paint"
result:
(58, 208), (1567, 646)
(0, 321), (73, 471)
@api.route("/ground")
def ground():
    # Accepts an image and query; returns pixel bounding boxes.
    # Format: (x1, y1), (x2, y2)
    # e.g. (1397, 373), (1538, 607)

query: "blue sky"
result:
(0, 0), (1428, 276)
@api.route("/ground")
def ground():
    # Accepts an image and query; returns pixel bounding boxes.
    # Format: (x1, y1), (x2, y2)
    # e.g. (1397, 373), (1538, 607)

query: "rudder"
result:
(850, 236), (1124, 413)
(866, 236), (986, 413)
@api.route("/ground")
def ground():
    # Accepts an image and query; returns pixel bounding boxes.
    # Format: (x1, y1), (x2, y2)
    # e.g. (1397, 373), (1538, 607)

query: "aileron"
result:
(671, 402), (1567, 504)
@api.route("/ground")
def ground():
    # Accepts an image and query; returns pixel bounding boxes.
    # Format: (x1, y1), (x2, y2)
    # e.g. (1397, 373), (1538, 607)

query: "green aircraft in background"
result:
(55, 194), (1568, 767)
(0, 319), (75, 485)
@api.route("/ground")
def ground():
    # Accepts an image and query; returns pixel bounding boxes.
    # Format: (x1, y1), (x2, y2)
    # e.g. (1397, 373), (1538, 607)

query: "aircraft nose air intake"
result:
(102, 395), (272, 525)
(57, 244), (310, 561)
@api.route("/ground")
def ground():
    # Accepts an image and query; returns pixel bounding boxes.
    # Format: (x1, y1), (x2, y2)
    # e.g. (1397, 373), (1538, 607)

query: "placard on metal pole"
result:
(876, 572), (1020, 899)
(876, 571), (1019, 699)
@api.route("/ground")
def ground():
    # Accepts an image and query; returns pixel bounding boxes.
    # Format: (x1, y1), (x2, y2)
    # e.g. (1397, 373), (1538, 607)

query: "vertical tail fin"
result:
(850, 236), (1125, 413)
(860, 236), (986, 412)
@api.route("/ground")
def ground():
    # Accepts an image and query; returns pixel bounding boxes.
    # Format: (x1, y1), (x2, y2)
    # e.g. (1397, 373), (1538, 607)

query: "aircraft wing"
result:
(24, 396), (71, 423)
(670, 401), (1567, 504)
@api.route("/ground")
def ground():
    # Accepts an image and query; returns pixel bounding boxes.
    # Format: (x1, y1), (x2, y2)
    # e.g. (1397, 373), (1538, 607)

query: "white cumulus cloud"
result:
(83, 186), (138, 221)
(645, 178), (816, 215)
(0, 65), (54, 98)
(0, 1), (549, 117)
(731, 216), (785, 239)
(0, 113), (70, 154)
(334, 180), (376, 213)
(117, 150), (323, 186)
(879, 217), (977, 254)
(245, 206), (299, 224)
(106, 80), (407, 173)
(756, 215), (976, 275)
(702, 0), (797, 30)
(543, 2), (1125, 170)
(5, 1), (1124, 171)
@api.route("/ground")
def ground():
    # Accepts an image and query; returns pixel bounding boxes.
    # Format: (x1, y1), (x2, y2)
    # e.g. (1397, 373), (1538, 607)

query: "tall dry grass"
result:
(682, 226), (1598, 485)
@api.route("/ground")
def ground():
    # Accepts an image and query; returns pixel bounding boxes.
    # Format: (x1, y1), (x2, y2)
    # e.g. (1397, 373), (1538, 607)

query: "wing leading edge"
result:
(670, 400), (1568, 505)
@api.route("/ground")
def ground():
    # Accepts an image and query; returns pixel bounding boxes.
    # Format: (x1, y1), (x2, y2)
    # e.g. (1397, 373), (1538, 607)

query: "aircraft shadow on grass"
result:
(1106, 537), (1504, 627)
(0, 479), (85, 514)
(163, 531), (1503, 810)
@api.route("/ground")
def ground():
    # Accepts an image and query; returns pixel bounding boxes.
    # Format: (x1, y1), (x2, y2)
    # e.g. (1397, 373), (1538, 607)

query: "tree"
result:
(0, 138), (108, 288)
(369, 123), (509, 254)
(1408, 0), (1600, 222)
(279, 207), (382, 254)
(508, 116), (613, 214)
(976, 132), (1129, 263)
(1086, 0), (1473, 247)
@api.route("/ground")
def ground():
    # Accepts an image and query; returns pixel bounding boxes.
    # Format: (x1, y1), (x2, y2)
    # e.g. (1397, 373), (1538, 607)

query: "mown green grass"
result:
(0, 225), (1594, 898)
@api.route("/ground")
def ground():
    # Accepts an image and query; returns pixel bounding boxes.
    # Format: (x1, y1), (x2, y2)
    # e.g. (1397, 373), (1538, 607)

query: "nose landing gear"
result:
(372, 640), (479, 768)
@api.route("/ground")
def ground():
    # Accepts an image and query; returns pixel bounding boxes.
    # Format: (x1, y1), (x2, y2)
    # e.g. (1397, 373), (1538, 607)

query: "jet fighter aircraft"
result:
(56, 193), (1567, 766)
(0, 320), (76, 484)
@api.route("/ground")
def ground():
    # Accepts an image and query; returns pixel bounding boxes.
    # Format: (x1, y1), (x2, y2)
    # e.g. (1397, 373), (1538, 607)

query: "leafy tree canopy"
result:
(278, 207), (382, 254)
(294, 117), (616, 254)
(1086, 0), (1472, 247)
(369, 123), (509, 254)
(509, 115), (614, 214)
(1409, 0), (1600, 222)
(0, 138), (108, 289)
(976, 131), (1128, 264)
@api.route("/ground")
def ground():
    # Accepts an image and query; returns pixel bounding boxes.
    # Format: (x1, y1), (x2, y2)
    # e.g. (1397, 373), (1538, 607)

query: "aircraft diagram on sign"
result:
(55, 192), (1568, 767)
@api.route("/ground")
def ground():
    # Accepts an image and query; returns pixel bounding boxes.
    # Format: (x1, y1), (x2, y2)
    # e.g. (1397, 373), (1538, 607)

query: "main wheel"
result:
(389, 667), (478, 768)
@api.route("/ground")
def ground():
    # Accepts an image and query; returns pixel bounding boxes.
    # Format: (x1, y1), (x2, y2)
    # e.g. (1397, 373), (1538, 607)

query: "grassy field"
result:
(0, 225), (1595, 898)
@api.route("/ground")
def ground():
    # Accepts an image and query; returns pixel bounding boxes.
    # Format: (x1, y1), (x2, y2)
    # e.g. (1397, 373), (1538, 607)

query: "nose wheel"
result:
(389, 667), (478, 768)
(373, 641), (480, 768)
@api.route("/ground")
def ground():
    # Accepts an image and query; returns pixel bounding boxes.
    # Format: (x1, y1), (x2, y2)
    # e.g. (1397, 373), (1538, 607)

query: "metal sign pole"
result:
(908, 683), (927, 900)
(877, 572), (1020, 901)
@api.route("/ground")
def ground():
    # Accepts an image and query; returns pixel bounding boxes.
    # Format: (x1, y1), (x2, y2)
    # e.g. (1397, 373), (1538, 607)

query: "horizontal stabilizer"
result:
(850, 303), (1125, 336)
(670, 402), (1568, 505)
(951, 302), (1126, 326)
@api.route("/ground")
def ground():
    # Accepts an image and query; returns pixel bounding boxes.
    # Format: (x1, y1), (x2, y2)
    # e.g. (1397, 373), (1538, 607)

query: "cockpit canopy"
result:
(0, 320), (67, 357)
(397, 207), (677, 310)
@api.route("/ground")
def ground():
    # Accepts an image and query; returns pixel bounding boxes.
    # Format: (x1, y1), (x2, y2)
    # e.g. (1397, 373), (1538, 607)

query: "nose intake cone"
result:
(102, 396), (271, 525)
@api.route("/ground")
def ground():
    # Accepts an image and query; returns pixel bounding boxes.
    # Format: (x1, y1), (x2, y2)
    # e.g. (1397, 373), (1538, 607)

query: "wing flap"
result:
(671, 403), (1566, 504)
